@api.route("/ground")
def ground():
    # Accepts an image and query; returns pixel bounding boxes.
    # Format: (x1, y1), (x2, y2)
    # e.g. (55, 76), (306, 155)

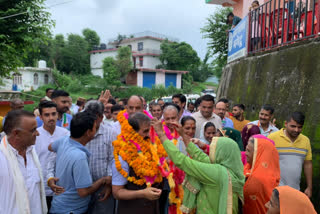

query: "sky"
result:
(45, 0), (220, 59)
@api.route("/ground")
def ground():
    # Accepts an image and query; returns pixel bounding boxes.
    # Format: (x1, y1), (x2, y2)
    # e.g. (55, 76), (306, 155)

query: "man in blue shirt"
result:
(214, 101), (234, 129)
(49, 111), (108, 214)
(37, 90), (72, 130)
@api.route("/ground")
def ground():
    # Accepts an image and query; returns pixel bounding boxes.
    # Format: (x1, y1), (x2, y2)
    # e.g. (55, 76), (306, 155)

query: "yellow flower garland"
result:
(113, 110), (168, 186)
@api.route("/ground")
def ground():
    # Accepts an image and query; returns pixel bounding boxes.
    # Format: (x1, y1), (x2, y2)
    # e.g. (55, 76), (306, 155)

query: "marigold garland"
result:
(113, 110), (168, 186)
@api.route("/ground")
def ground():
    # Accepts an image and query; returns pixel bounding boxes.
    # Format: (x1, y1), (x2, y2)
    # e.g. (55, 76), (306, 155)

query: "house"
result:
(89, 31), (188, 89)
(0, 60), (53, 92)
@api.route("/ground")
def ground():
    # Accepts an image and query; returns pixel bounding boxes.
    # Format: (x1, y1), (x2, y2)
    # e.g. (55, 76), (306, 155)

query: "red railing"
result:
(248, 0), (320, 53)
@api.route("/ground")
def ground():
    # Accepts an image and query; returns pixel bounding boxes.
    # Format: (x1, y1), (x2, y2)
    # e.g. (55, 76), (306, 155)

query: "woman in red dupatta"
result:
(243, 136), (280, 214)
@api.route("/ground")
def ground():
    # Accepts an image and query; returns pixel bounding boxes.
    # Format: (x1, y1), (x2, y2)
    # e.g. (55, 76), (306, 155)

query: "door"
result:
(143, 72), (156, 88)
(165, 73), (177, 88)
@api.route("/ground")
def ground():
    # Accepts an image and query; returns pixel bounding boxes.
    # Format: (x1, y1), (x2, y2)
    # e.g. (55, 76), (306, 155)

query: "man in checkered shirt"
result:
(84, 100), (117, 214)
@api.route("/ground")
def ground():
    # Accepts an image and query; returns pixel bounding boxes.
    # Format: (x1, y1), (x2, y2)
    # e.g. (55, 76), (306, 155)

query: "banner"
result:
(227, 15), (248, 63)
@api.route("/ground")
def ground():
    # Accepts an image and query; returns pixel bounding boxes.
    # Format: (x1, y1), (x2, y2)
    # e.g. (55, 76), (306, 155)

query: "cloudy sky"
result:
(45, 0), (220, 59)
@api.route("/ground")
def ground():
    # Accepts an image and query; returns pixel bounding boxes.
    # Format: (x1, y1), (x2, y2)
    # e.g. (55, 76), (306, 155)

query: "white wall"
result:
(137, 71), (143, 87)
(143, 56), (161, 69)
(156, 72), (165, 86)
(90, 50), (118, 69)
(121, 38), (162, 51)
(91, 68), (104, 77)
(177, 73), (182, 89)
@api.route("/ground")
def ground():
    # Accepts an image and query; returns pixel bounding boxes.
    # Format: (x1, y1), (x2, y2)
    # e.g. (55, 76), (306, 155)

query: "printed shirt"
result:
(0, 144), (42, 214)
(268, 129), (312, 190)
(221, 117), (234, 129)
(192, 111), (222, 138)
(50, 137), (92, 214)
(36, 113), (73, 130)
(86, 123), (116, 181)
(249, 120), (279, 137)
(35, 126), (70, 196)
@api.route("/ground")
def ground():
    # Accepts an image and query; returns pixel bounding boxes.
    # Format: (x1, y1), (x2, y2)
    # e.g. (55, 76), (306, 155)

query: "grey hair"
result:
(84, 100), (104, 117)
(10, 98), (23, 105)
(163, 105), (179, 114)
(128, 112), (151, 132)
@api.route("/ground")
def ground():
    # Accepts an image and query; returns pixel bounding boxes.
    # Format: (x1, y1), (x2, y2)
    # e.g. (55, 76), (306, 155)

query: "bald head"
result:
(126, 95), (143, 116)
(214, 101), (227, 119)
(10, 98), (24, 110)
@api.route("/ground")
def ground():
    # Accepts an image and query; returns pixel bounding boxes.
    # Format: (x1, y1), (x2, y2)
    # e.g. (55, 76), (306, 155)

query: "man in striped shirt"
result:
(268, 112), (312, 198)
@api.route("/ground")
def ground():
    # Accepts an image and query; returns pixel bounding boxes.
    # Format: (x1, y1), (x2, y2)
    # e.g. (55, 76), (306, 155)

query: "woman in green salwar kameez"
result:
(151, 119), (245, 214)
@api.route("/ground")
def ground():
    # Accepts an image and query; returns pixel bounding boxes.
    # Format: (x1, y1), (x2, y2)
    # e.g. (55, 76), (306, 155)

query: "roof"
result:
(137, 68), (188, 74)
(89, 48), (118, 54)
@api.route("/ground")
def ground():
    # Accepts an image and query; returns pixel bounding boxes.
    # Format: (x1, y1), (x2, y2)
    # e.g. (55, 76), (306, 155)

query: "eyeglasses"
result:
(15, 127), (38, 134)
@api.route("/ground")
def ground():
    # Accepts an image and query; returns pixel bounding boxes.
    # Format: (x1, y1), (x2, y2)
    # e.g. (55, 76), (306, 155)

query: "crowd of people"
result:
(0, 87), (317, 214)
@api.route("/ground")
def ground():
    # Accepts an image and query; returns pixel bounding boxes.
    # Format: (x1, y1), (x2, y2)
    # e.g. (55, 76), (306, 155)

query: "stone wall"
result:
(217, 38), (320, 210)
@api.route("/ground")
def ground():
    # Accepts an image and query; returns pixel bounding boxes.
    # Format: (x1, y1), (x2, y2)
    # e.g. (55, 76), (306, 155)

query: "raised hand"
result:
(98, 90), (112, 106)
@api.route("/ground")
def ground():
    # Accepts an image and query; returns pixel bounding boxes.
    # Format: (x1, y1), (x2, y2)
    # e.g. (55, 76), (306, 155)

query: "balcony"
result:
(132, 49), (162, 57)
(108, 31), (179, 44)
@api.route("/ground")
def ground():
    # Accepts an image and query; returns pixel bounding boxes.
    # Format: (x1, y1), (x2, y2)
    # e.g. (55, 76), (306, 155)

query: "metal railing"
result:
(248, 0), (319, 53)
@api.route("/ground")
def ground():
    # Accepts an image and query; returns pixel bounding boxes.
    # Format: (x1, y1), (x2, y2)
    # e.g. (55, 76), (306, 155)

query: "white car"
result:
(201, 89), (216, 98)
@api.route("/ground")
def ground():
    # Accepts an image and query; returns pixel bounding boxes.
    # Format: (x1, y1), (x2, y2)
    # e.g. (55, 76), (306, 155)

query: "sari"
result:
(241, 124), (260, 150)
(275, 186), (317, 214)
(243, 137), (280, 214)
(162, 137), (245, 214)
(220, 128), (244, 151)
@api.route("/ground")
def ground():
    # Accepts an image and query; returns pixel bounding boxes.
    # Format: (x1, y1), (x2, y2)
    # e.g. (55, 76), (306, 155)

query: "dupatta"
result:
(276, 186), (316, 214)
(243, 137), (280, 214)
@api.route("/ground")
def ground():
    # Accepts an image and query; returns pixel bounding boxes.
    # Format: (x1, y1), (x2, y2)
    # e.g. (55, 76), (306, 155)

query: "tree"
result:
(102, 57), (121, 86)
(190, 51), (214, 82)
(115, 46), (132, 79)
(82, 28), (100, 51)
(159, 40), (201, 86)
(0, 0), (53, 77)
(61, 34), (90, 75)
(49, 34), (65, 70)
(159, 40), (201, 71)
(201, 7), (233, 79)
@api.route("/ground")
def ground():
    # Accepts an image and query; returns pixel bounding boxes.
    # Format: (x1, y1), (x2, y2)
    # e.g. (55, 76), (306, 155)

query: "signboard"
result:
(227, 15), (248, 63)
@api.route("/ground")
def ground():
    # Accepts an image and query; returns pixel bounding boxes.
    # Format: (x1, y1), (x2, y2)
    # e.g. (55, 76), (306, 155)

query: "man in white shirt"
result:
(0, 110), (47, 214)
(249, 104), (279, 136)
(192, 95), (222, 138)
(35, 101), (70, 210)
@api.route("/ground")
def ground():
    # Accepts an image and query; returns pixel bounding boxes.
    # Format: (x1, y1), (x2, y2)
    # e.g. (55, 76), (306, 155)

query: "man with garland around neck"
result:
(112, 112), (165, 214)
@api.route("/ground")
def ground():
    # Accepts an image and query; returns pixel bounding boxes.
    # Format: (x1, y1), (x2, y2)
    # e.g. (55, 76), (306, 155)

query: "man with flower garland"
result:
(112, 112), (164, 214)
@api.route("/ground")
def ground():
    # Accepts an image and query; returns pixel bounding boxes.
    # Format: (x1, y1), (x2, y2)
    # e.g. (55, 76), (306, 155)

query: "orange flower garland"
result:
(113, 110), (168, 186)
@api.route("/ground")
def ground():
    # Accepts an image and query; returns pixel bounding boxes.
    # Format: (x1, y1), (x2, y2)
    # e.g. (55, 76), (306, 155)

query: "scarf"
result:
(0, 136), (47, 214)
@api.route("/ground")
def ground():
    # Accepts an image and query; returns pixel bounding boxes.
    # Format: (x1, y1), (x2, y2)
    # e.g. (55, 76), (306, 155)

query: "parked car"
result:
(201, 89), (216, 98)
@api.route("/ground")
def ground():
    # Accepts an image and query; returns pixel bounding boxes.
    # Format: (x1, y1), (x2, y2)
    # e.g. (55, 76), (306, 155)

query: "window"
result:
(139, 56), (143, 67)
(138, 42), (143, 51)
(13, 73), (22, 85)
(44, 74), (49, 84)
(33, 73), (39, 85)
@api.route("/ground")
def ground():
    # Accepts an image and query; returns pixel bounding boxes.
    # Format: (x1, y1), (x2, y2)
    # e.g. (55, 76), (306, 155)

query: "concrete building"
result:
(0, 60), (53, 91)
(89, 31), (188, 89)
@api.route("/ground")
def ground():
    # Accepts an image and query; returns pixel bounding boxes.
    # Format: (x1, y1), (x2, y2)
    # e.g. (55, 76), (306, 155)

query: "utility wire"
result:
(0, 0), (75, 20)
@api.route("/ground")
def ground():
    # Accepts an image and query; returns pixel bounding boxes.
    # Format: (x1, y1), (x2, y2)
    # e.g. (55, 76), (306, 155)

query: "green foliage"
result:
(82, 28), (100, 51)
(201, 7), (232, 79)
(60, 34), (90, 75)
(49, 34), (65, 69)
(159, 40), (201, 71)
(0, 0), (54, 77)
(115, 46), (132, 78)
(102, 57), (121, 86)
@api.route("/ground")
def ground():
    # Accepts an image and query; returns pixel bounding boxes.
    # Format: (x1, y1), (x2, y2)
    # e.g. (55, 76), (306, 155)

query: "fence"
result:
(248, 0), (320, 53)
